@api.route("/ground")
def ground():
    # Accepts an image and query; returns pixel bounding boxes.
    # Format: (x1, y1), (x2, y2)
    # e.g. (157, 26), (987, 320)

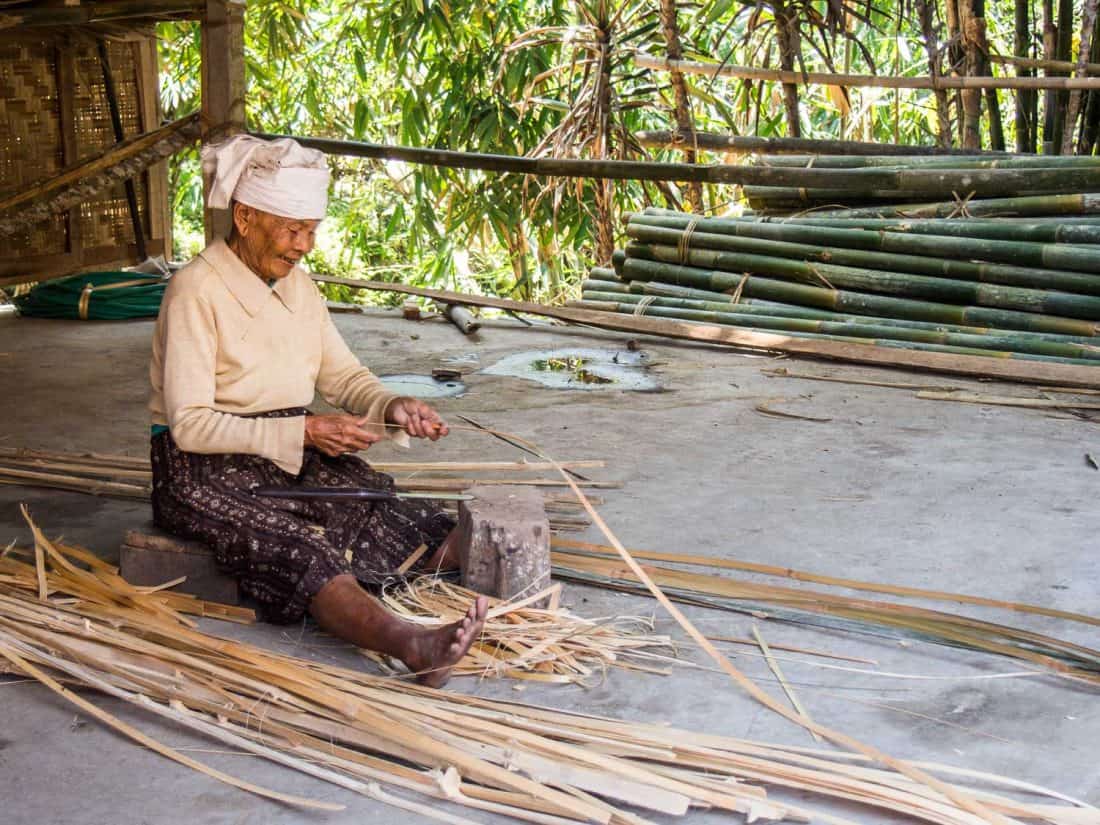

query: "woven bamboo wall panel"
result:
(0, 39), (67, 256)
(0, 32), (163, 279)
(72, 41), (142, 165)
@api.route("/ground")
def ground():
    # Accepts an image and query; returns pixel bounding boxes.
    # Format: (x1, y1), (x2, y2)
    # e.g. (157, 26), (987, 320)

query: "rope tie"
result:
(677, 219), (700, 265)
(78, 277), (161, 321)
(807, 264), (836, 290)
(726, 273), (750, 305)
(633, 296), (657, 316)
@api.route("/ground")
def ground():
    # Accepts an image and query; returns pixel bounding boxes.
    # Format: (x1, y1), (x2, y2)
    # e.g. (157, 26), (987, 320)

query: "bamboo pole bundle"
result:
(620, 256), (1100, 338)
(754, 154), (1100, 170)
(733, 216), (1100, 245)
(573, 299), (1100, 364)
(773, 193), (1100, 219)
(626, 242), (1100, 320)
(574, 295), (1100, 361)
(582, 283), (1100, 344)
(628, 216), (1100, 294)
(827, 195), (1100, 219)
(1, 519), (1095, 825)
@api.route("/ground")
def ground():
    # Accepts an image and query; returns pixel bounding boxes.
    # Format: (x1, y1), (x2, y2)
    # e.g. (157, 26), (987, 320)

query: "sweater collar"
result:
(200, 238), (298, 316)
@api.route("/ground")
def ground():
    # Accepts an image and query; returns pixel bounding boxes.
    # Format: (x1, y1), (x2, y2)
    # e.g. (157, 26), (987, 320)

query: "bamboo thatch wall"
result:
(0, 28), (170, 283)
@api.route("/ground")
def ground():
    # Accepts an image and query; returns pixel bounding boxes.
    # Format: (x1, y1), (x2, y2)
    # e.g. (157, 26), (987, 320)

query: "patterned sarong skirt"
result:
(150, 408), (454, 623)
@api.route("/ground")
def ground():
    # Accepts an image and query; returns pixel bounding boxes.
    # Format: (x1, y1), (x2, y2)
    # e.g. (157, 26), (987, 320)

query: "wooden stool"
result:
(458, 485), (551, 606)
(120, 527), (240, 605)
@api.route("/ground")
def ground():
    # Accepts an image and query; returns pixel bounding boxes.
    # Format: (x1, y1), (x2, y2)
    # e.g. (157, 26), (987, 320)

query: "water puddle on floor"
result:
(380, 373), (467, 398)
(483, 347), (660, 391)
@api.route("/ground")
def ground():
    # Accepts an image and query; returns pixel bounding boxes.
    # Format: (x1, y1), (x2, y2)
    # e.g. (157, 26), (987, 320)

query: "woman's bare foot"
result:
(401, 595), (489, 687)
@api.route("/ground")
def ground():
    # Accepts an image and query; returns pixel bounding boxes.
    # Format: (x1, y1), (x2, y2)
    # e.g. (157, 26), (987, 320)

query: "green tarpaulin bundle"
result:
(14, 271), (166, 320)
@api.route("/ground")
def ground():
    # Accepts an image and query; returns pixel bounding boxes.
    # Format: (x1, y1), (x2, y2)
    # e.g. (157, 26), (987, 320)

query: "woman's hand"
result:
(304, 414), (382, 456)
(385, 397), (449, 440)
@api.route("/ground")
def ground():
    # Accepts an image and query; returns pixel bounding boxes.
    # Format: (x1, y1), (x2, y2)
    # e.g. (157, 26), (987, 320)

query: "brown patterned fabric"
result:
(150, 408), (454, 623)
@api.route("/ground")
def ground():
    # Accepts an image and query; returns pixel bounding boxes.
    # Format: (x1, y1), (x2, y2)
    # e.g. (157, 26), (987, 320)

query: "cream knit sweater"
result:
(149, 240), (397, 474)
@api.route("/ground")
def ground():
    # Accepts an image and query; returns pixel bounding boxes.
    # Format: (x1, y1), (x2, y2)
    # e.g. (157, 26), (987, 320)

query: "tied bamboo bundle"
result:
(368, 576), (677, 684)
(2, 514), (1097, 825)
(577, 206), (1100, 365)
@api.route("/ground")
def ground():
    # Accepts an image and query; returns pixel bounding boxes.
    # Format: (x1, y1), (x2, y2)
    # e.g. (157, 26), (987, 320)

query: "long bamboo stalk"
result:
(635, 53), (1100, 89)
(262, 131), (1100, 198)
(633, 129), (1001, 155)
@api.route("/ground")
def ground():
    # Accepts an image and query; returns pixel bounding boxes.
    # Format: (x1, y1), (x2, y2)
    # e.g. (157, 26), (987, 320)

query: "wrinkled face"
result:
(230, 203), (320, 281)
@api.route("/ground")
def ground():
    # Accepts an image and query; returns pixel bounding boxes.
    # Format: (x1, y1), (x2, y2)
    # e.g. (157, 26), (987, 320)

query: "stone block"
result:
(458, 485), (551, 605)
(120, 527), (239, 606)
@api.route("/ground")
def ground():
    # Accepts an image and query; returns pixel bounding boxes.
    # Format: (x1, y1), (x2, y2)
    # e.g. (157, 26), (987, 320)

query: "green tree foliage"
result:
(159, 0), (1091, 302)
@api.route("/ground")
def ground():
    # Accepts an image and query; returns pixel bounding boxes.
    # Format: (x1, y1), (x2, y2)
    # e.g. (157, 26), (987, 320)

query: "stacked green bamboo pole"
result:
(578, 204), (1100, 364)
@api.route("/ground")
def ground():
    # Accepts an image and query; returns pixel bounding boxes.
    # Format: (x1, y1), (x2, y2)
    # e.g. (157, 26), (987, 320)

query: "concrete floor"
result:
(0, 307), (1097, 824)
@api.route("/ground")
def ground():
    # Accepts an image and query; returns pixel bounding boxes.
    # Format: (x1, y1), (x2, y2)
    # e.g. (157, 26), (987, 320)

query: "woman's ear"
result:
(232, 202), (251, 237)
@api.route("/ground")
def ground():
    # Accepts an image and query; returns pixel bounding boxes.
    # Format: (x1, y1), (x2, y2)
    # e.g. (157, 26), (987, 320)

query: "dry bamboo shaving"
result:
(1, 512), (1095, 825)
(369, 576), (676, 685)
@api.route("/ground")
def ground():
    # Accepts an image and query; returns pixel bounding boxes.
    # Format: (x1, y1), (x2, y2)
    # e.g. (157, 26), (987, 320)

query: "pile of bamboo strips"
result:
(550, 539), (1100, 686)
(572, 205), (1100, 364)
(3, 515), (1096, 825)
(370, 576), (676, 684)
(0, 447), (613, 532)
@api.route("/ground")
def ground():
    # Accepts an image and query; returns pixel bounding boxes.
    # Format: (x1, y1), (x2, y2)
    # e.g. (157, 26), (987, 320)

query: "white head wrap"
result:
(201, 135), (331, 220)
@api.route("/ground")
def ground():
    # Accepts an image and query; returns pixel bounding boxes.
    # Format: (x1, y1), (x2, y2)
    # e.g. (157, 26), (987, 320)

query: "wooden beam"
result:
(309, 273), (1100, 389)
(201, 0), (246, 242)
(636, 53), (1100, 90)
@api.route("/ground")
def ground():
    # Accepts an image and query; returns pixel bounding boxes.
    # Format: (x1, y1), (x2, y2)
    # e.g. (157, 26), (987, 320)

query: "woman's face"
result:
(232, 204), (320, 281)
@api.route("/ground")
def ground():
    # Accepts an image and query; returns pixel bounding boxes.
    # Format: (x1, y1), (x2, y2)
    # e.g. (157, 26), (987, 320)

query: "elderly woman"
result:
(149, 135), (485, 687)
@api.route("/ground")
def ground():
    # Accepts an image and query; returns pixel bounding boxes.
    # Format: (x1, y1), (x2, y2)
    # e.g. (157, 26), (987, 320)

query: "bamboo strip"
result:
(752, 625), (821, 742)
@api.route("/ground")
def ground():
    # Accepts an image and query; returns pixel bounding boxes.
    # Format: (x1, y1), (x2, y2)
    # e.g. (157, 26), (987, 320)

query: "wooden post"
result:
(201, 0), (246, 242)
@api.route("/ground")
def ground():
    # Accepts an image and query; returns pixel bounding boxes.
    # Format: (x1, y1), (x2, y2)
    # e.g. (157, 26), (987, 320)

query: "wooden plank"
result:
(310, 274), (1100, 389)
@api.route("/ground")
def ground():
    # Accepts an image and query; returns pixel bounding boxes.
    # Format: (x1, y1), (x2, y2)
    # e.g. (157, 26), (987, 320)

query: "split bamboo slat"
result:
(2, 513), (1095, 825)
